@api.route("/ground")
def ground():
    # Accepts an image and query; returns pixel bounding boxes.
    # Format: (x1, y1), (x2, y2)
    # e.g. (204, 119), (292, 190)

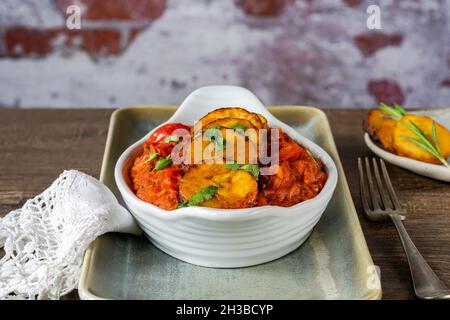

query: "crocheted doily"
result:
(0, 170), (139, 299)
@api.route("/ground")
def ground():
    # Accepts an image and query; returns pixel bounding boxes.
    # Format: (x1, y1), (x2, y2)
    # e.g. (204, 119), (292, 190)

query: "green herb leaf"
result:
(226, 163), (241, 170)
(177, 186), (219, 209)
(240, 164), (260, 179)
(204, 126), (226, 151)
(226, 163), (260, 180)
(431, 121), (440, 153)
(177, 201), (188, 209)
(233, 123), (246, 134)
(204, 126), (221, 141)
(215, 137), (226, 151)
(404, 120), (437, 152)
(394, 104), (408, 116)
(154, 155), (172, 170)
(379, 102), (406, 120)
(149, 152), (158, 160)
(164, 135), (180, 143)
(401, 136), (434, 154)
(145, 151), (158, 163)
(188, 186), (218, 206)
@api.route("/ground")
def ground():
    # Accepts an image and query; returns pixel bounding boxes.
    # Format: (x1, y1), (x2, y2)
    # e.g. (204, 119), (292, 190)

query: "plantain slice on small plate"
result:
(393, 114), (450, 164)
(179, 163), (258, 209)
(378, 120), (397, 152)
(366, 109), (385, 138)
(366, 109), (397, 152)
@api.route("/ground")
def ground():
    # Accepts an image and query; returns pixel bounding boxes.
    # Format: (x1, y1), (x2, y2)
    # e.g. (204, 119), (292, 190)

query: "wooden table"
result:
(1, 108), (449, 300)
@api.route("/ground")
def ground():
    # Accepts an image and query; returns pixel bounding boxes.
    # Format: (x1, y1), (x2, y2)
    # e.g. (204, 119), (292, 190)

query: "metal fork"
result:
(358, 157), (450, 300)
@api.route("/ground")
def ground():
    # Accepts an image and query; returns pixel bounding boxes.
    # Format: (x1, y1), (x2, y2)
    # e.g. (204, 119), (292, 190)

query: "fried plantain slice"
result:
(198, 107), (268, 129)
(256, 113), (268, 127)
(378, 119), (397, 152)
(393, 114), (450, 164)
(188, 118), (259, 164)
(203, 117), (257, 131)
(366, 109), (397, 151)
(179, 163), (257, 209)
(366, 109), (385, 138)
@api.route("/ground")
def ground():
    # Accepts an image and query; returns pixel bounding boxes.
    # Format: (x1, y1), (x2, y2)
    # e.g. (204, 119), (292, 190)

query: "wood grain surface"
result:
(0, 108), (449, 300)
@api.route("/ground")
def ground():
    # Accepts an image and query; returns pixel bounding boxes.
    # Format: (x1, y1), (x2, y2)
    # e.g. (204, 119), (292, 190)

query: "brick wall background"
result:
(0, 0), (450, 108)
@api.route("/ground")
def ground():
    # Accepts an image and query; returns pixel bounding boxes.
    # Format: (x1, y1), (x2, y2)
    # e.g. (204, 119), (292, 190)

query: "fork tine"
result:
(380, 159), (402, 210)
(372, 158), (392, 210)
(364, 157), (380, 210)
(358, 158), (371, 214)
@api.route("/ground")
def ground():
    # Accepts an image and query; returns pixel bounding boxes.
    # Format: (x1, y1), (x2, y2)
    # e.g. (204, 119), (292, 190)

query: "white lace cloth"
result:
(0, 170), (139, 300)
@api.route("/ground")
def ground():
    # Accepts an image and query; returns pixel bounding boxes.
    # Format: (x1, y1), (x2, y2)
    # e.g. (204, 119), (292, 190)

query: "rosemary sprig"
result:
(432, 121), (440, 154)
(379, 102), (407, 120)
(379, 103), (450, 170)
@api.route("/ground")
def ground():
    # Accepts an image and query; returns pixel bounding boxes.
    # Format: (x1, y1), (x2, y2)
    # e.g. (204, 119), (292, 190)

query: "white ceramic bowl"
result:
(115, 86), (338, 268)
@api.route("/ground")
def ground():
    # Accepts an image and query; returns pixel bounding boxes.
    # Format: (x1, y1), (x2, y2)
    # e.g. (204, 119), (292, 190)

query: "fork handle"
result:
(390, 213), (450, 299)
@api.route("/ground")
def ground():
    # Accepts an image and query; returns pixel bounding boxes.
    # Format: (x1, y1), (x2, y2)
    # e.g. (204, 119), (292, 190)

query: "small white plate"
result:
(364, 109), (450, 182)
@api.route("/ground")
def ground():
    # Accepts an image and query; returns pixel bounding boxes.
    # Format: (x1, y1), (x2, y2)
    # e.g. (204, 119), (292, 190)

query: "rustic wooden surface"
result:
(0, 108), (449, 300)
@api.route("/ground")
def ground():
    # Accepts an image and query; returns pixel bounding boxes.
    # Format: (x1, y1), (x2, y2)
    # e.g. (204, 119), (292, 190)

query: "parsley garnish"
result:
(177, 186), (219, 208)
(240, 164), (260, 179)
(189, 186), (218, 206)
(177, 201), (189, 208)
(204, 126), (221, 139)
(225, 163), (241, 170)
(154, 155), (172, 170)
(204, 126), (226, 151)
(233, 123), (246, 135)
(164, 135), (180, 143)
(226, 163), (260, 180)
(145, 151), (158, 163)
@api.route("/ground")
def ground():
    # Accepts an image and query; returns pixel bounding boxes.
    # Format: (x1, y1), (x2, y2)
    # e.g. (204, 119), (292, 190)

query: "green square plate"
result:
(78, 106), (381, 300)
